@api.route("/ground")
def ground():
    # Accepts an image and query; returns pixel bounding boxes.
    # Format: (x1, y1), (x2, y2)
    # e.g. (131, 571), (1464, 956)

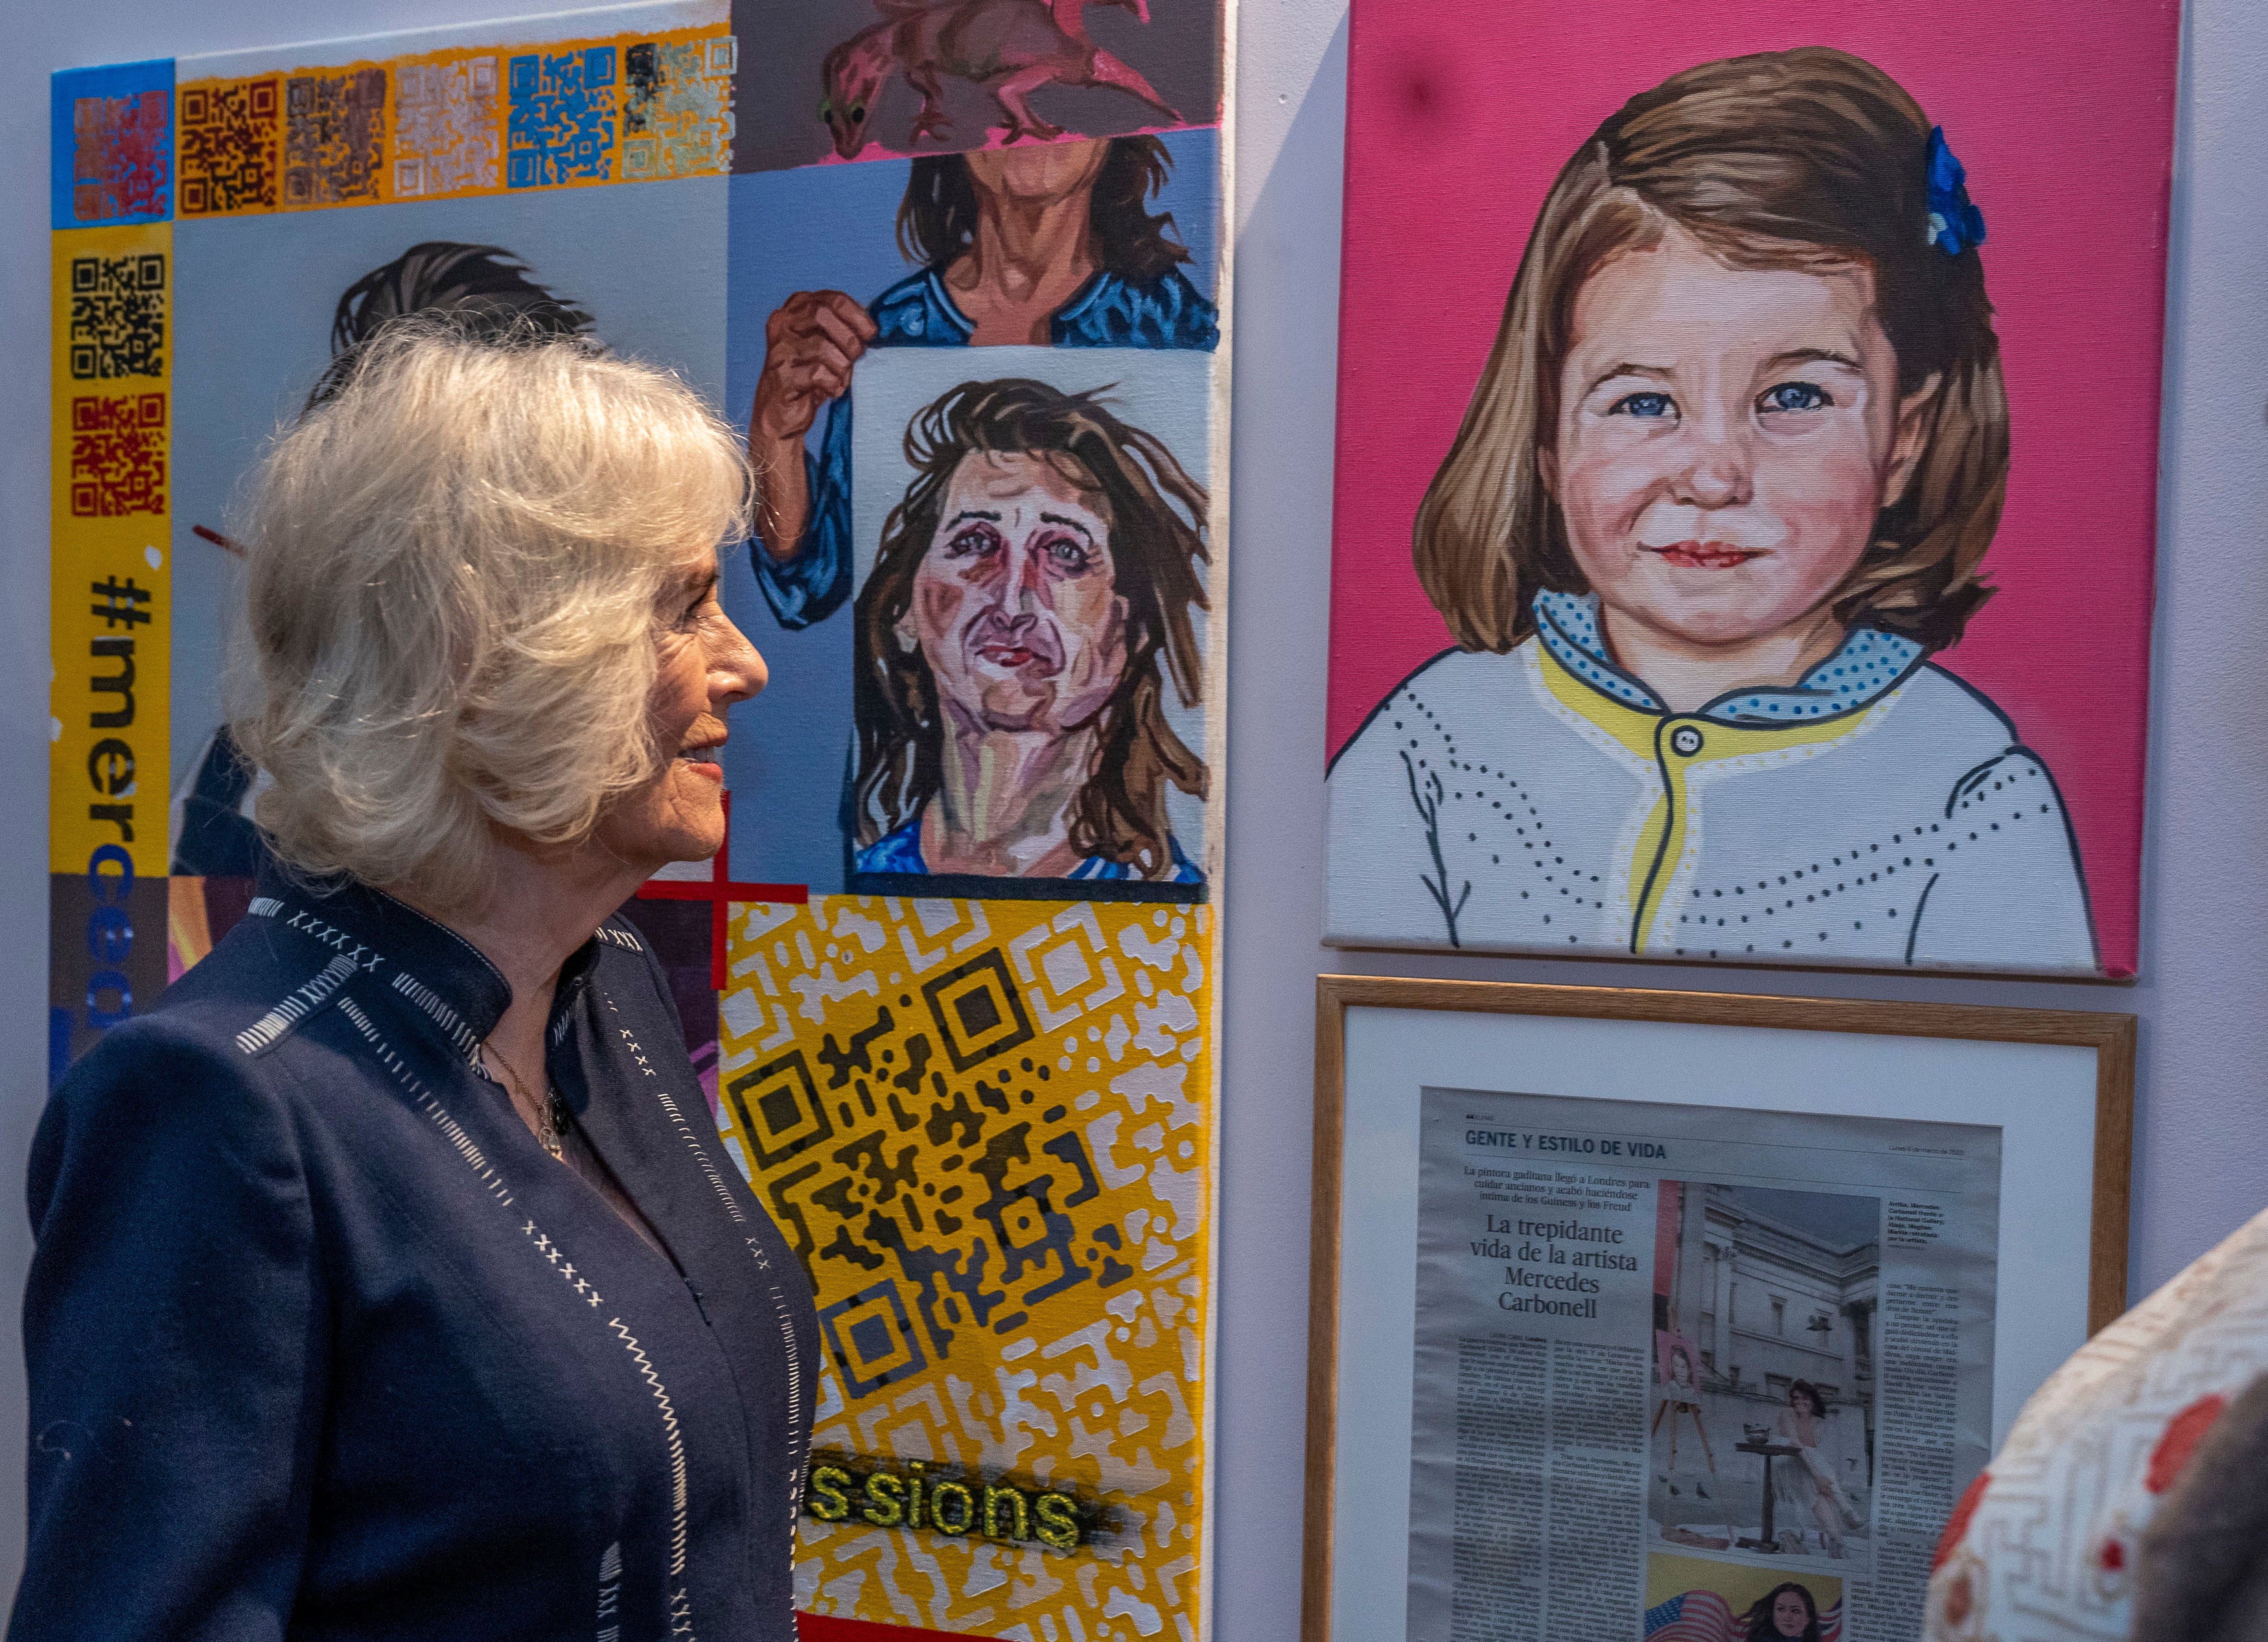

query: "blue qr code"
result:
(507, 47), (618, 187)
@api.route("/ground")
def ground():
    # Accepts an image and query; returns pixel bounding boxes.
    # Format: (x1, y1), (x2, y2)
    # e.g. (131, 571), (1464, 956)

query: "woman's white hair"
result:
(227, 318), (750, 913)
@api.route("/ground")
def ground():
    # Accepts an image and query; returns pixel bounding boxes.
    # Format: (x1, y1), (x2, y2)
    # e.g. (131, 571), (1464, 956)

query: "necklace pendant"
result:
(542, 1094), (570, 1161)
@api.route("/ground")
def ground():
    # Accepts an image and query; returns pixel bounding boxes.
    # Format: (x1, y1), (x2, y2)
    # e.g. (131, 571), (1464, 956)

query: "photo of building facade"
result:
(1652, 1183), (1881, 1567)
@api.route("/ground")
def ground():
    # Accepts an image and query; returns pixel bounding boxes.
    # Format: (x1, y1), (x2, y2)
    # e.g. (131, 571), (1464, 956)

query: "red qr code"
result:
(70, 394), (168, 518)
(71, 91), (170, 222)
(179, 78), (280, 214)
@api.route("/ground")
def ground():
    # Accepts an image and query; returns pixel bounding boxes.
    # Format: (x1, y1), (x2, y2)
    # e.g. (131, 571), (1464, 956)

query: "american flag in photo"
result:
(1644, 1589), (1739, 1641)
(1642, 1590), (1844, 1642)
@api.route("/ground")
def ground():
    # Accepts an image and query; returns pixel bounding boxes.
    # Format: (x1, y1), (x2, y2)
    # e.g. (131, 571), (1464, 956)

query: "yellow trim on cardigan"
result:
(1534, 642), (1864, 952)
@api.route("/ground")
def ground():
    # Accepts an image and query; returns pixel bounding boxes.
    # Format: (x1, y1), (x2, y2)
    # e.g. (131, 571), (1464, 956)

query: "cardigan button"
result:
(1669, 724), (1705, 757)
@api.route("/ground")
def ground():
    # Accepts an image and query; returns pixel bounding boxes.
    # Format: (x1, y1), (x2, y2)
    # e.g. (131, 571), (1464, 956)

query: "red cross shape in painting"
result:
(636, 792), (805, 987)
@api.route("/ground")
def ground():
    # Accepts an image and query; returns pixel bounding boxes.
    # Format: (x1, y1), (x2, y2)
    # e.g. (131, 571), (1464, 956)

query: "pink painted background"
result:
(1326, 0), (2179, 977)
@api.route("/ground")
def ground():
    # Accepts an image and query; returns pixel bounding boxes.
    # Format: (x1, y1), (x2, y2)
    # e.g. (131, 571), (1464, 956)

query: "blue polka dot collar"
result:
(1533, 590), (1925, 726)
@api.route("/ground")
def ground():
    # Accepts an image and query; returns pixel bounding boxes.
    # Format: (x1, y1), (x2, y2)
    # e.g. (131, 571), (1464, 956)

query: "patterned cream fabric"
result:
(1925, 1207), (2268, 1639)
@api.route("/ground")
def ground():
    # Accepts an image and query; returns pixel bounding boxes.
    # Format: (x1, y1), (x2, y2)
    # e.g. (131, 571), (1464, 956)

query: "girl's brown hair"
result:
(1741, 1582), (1822, 1642)
(853, 378), (1209, 878)
(1416, 47), (2006, 654)
(897, 136), (1192, 283)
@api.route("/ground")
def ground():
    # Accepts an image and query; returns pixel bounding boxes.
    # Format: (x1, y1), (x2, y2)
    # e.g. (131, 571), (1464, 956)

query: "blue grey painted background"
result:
(168, 177), (730, 800)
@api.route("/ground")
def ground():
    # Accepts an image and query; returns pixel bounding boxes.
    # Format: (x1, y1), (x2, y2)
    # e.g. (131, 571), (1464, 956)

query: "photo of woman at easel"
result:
(1655, 1333), (1716, 1480)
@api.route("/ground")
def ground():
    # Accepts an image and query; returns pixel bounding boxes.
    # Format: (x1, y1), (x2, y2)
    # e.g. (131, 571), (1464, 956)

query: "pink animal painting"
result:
(820, 0), (1179, 159)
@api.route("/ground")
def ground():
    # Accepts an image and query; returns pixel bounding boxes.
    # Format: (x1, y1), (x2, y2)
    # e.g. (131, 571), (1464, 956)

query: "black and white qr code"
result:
(69, 253), (167, 382)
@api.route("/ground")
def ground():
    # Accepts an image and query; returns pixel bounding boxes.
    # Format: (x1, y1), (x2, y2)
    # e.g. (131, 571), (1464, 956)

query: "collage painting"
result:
(48, 2), (1230, 1637)
(42, 0), (2191, 1633)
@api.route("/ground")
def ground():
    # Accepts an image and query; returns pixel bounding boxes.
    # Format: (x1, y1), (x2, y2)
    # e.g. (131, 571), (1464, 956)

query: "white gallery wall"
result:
(3, 0), (2264, 1628)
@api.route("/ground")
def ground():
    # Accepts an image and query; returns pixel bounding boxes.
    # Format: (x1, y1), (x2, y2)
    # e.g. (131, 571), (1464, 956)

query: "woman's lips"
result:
(1647, 542), (1764, 570)
(972, 638), (1064, 674)
(966, 618), (1063, 674)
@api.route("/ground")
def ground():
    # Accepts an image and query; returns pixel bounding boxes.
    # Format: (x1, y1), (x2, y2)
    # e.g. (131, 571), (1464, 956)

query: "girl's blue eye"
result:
(1608, 391), (1675, 419)
(1761, 382), (1831, 413)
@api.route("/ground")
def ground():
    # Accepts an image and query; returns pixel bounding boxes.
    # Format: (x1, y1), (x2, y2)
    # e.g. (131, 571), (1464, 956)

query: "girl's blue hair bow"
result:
(1924, 126), (1986, 258)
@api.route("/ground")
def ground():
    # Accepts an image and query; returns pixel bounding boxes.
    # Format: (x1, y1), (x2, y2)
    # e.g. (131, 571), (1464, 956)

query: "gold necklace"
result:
(483, 1039), (566, 1161)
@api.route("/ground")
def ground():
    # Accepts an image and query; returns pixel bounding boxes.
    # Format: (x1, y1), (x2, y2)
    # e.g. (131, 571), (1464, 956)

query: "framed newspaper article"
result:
(1302, 977), (2133, 1642)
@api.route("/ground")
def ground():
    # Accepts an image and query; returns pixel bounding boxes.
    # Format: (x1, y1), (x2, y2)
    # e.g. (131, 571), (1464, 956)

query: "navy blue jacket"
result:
(14, 873), (817, 1641)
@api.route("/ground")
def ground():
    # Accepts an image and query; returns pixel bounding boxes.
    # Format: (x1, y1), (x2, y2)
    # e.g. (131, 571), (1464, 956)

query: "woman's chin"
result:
(1625, 599), (1826, 651)
(671, 829), (725, 867)
(666, 809), (728, 866)
(597, 794), (726, 874)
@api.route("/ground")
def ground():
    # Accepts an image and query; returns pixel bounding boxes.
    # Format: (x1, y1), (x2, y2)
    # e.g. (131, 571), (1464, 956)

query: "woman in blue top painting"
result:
(851, 377), (1207, 884)
(747, 134), (1218, 629)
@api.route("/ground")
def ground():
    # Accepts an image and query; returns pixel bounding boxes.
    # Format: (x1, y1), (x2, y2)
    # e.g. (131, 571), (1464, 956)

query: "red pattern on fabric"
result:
(1933, 1467), (1993, 1570)
(1941, 1566), (1975, 1628)
(2145, 1393), (2228, 1494)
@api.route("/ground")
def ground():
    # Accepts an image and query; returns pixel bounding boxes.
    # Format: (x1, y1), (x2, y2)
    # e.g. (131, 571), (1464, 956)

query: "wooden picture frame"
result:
(1302, 976), (2134, 1642)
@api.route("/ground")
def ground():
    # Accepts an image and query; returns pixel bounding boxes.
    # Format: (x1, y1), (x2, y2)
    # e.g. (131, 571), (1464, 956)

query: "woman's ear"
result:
(1881, 371), (1943, 510)
(894, 610), (919, 654)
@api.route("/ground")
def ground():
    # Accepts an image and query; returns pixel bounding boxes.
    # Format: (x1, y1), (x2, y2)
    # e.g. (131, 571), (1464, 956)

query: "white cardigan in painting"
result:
(1325, 593), (2098, 975)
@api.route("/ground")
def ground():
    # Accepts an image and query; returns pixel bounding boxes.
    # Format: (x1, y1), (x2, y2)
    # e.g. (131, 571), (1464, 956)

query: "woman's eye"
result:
(1761, 381), (1831, 413)
(1039, 535), (1094, 573)
(943, 526), (1001, 560)
(1607, 391), (1676, 419)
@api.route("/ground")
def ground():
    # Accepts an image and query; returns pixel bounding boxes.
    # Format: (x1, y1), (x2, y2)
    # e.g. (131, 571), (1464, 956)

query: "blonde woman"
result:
(16, 323), (815, 1641)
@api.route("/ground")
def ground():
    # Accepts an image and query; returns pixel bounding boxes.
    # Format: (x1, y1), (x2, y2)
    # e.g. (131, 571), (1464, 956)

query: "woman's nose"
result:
(1006, 537), (1050, 610)
(710, 612), (768, 705)
(1673, 415), (1755, 509)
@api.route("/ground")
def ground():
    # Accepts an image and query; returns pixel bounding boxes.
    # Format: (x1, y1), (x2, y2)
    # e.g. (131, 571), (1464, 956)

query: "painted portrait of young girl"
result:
(1326, 47), (2101, 973)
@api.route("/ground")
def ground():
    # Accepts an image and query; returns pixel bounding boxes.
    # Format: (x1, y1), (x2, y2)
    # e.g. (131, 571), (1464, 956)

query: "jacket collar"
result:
(1532, 590), (1925, 728)
(247, 866), (604, 1064)
(914, 268), (977, 343)
(913, 265), (1122, 345)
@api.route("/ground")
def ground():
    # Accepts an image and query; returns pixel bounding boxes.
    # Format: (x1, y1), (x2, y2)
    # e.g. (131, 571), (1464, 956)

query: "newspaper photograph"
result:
(1403, 1087), (2001, 1642)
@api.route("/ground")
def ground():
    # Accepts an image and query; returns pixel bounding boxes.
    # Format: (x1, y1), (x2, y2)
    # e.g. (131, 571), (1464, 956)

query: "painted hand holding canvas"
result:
(49, 4), (1229, 1637)
(1323, 3), (2175, 978)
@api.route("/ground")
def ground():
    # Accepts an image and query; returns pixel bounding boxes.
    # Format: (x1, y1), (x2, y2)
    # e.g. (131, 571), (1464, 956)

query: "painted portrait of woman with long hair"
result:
(850, 376), (1209, 885)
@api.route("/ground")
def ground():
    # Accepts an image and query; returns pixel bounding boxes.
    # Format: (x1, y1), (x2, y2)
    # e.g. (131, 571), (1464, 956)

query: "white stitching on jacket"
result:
(329, 991), (700, 1641)
(234, 954), (360, 1056)
(595, 1540), (623, 1642)
(389, 969), (482, 1063)
(603, 988), (813, 1604)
